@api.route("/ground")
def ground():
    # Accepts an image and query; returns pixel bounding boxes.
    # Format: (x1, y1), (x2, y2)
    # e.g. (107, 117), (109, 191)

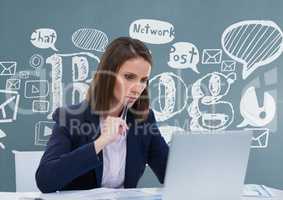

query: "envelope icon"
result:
(6, 79), (21, 90)
(0, 62), (17, 76)
(247, 128), (269, 148)
(202, 49), (222, 64)
(0, 90), (20, 123)
(221, 60), (236, 72)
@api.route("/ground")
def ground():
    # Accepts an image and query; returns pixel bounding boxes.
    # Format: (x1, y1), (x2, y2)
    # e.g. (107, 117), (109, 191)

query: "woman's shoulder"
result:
(52, 101), (91, 127)
(130, 108), (157, 129)
(142, 108), (157, 124)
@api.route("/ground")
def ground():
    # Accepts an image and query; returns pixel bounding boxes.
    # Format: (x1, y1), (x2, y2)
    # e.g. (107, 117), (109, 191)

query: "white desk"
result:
(0, 187), (282, 200)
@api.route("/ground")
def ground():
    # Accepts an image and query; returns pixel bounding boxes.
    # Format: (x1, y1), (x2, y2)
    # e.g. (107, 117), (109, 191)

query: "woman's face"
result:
(113, 57), (151, 109)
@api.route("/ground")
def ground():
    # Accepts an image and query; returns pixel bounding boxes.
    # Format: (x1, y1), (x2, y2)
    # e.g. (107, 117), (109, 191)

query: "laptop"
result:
(163, 131), (252, 200)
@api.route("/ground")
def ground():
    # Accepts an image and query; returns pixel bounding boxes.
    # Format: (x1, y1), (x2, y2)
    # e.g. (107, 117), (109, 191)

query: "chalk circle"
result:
(30, 54), (44, 69)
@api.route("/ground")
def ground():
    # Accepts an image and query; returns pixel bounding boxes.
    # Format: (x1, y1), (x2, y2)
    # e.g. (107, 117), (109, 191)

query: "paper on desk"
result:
(40, 188), (162, 200)
(243, 184), (273, 198)
(92, 188), (162, 200)
(40, 188), (112, 200)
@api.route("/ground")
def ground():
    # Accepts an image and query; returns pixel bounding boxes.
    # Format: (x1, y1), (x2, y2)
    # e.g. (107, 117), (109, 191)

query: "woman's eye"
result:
(124, 74), (134, 80)
(141, 79), (148, 83)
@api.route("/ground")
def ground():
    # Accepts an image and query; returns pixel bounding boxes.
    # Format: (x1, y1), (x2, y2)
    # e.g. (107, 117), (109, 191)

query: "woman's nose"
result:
(130, 82), (144, 95)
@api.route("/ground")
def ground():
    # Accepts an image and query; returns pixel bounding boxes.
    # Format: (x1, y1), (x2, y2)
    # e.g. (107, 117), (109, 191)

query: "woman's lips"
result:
(127, 97), (137, 102)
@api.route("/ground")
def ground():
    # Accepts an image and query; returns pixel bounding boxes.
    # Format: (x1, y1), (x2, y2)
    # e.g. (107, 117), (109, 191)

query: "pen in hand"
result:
(120, 103), (128, 121)
(120, 102), (129, 136)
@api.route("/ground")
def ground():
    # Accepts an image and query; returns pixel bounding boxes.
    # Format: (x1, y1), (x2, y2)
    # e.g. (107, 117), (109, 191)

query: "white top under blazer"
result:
(100, 116), (127, 188)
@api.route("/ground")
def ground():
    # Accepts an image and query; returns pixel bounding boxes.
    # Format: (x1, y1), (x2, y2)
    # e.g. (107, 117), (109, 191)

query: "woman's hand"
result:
(94, 116), (128, 154)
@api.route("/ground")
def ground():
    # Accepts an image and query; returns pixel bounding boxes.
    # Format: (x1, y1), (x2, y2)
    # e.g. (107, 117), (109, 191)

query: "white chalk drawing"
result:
(221, 20), (283, 79)
(202, 49), (222, 64)
(24, 80), (49, 99)
(0, 129), (6, 149)
(188, 72), (236, 131)
(246, 128), (270, 149)
(30, 28), (58, 51)
(32, 100), (49, 113)
(0, 61), (17, 76)
(46, 52), (100, 119)
(29, 54), (44, 69)
(19, 71), (30, 79)
(72, 82), (89, 104)
(149, 72), (188, 122)
(72, 56), (89, 81)
(72, 28), (108, 52)
(191, 72), (236, 103)
(11, 70), (40, 80)
(159, 126), (185, 144)
(168, 42), (200, 73)
(129, 19), (175, 44)
(221, 60), (236, 72)
(46, 54), (62, 119)
(238, 86), (276, 128)
(6, 79), (21, 90)
(241, 67), (278, 132)
(189, 101), (235, 131)
(18, 71), (30, 79)
(34, 121), (55, 146)
(0, 90), (20, 123)
(202, 103), (234, 130)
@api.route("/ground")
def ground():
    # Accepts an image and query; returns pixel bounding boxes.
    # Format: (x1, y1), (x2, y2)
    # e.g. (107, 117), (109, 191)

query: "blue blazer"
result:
(35, 101), (169, 193)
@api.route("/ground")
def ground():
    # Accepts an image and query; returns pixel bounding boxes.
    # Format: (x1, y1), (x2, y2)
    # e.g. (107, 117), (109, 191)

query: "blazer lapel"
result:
(84, 102), (103, 187)
(124, 112), (139, 188)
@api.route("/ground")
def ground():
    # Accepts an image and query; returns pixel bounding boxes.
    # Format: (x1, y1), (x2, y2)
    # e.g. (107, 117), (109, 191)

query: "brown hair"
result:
(86, 37), (152, 121)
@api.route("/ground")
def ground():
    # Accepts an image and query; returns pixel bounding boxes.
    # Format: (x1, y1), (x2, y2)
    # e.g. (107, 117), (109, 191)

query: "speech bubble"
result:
(30, 28), (58, 51)
(221, 20), (283, 79)
(72, 28), (108, 52)
(238, 86), (276, 128)
(129, 19), (175, 44)
(168, 42), (200, 73)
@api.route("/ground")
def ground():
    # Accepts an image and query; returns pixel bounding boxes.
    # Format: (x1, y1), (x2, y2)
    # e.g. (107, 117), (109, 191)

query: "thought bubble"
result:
(221, 20), (283, 79)
(30, 28), (58, 51)
(72, 28), (108, 52)
(168, 42), (200, 73)
(129, 19), (175, 44)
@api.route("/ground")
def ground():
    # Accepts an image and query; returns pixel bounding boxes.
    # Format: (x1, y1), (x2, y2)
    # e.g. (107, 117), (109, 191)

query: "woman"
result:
(35, 37), (169, 193)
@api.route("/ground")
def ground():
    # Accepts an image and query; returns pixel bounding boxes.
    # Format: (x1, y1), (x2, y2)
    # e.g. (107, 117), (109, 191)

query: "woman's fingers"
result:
(100, 116), (129, 145)
(118, 119), (129, 136)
